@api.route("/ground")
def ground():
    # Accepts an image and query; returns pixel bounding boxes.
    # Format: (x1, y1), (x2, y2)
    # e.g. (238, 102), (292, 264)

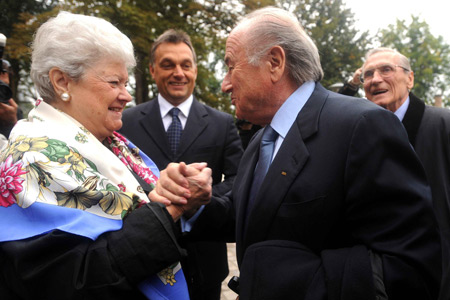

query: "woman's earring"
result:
(61, 92), (70, 102)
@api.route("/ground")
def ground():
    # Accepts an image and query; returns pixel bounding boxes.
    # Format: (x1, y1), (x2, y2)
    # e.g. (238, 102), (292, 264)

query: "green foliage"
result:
(0, 0), (58, 105)
(61, 0), (240, 111)
(281, 0), (369, 89)
(376, 16), (450, 106)
(5, 0), (450, 114)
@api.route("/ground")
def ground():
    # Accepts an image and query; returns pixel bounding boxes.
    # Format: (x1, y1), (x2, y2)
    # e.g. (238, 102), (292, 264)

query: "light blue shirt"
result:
(394, 96), (410, 121)
(184, 82), (316, 231)
(270, 81), (315, 161)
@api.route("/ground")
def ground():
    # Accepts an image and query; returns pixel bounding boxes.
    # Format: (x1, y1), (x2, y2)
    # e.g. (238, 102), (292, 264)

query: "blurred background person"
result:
(235, 119), (261, 150)
(337, 67), (362, 96)
(0, 11), (209, 300)
(361, 47), (450, 300)
(0, 57), (23, 147)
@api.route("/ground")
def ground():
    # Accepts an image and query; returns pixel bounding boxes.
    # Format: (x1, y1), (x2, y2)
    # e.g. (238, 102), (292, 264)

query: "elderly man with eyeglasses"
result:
(361, 47), (450, 300)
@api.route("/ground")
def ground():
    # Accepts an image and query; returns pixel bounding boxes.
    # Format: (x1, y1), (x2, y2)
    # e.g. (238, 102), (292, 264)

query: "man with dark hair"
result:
(120, 29), (243, 300)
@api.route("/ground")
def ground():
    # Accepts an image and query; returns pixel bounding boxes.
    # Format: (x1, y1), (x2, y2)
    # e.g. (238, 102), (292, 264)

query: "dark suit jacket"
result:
(119, 97), (243, 297)
(403, 93), (450, 300)
(192, 83), (442, 300)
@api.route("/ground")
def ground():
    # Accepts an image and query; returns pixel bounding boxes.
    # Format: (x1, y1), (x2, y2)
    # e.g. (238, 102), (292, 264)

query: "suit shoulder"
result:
(200, 103), (234, 119)
(424, 105), (450, 118)
(123, 101), (153, 118)
(422, 105), (450, 130)
(325, 91), (388, 118)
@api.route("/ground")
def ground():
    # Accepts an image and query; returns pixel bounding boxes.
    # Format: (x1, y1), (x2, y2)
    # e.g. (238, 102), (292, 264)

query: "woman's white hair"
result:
(30, 11), (136, 102)
(235, 6), (323, 85)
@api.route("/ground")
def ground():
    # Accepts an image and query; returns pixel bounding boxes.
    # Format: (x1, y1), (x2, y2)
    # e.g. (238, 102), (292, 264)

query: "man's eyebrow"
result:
(224, 57), (230, 66)
(159, 58), (174, 64)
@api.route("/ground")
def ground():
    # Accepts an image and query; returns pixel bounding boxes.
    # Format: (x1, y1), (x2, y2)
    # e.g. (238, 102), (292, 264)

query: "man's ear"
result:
(407, 70), (414, 90)
(149, 64), (156, 80)
(267, 46), (286, 83)
(49, 67), (70, 95)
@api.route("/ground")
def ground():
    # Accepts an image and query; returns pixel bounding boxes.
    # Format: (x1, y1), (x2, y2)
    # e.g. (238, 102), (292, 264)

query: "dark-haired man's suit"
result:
(191, 83), (442, 300)
(120, 97), (243, 300)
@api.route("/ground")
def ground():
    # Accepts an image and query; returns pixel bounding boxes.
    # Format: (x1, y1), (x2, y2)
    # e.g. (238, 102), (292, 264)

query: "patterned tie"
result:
(167, 107), (182, 156)
(246, 125), (278, 216)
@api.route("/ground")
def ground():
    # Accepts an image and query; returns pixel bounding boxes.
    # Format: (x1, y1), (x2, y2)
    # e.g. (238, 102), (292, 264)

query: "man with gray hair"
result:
(362, 47), (450, 300)
(151, 7), (442, 299)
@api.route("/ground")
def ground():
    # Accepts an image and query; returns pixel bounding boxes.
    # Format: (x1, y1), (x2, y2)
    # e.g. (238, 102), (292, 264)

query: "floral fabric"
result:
(0, 100), (158, 219)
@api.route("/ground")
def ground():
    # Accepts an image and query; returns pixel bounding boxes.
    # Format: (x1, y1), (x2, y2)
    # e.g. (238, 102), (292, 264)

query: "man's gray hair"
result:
(363, 47), (411, 71)
(236, 6), (323, 85)
(31, 11), (136, 102)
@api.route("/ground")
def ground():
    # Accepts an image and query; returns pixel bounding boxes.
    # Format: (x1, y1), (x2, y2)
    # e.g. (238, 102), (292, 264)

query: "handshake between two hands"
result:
(149, 162), (212, 220)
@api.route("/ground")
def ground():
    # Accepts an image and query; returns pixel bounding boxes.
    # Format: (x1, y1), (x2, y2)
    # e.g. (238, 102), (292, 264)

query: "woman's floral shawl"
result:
(0, 100), (159, 227)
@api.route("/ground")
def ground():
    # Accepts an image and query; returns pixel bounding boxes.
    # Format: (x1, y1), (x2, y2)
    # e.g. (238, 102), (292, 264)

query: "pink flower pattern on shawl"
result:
(107, 132), (158, 188)
(0, 155), (27, 207)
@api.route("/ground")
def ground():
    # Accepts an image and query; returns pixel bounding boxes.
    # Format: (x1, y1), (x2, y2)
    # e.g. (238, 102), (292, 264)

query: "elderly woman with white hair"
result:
(0, 12), (209, 300)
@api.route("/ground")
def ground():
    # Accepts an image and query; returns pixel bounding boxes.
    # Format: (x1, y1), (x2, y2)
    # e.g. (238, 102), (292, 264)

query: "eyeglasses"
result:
(360, 64), (410, 83)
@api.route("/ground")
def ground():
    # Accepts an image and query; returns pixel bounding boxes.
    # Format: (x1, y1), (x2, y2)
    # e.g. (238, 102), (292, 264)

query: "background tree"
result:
(61, 0), (240, 111)
(0, 0), (57, 110)
(279, 0), (369, 89)
(6, 0), (450, 117)
(377, 16), (450, 106)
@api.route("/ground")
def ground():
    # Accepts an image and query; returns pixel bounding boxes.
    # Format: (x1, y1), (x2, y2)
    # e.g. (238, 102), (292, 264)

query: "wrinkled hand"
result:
(0, 99), (18, 126)
(350, 68), (362, 86)
(149, 162), (212, 220)
(185, 164), (212, 210)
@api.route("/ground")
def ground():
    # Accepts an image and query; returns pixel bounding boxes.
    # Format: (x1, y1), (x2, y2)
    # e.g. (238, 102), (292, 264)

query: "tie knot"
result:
(262, 125), (278, 143)
(170, 107), (180, 117)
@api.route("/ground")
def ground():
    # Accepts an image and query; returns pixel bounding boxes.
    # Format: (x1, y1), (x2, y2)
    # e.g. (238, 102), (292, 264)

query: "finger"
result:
(165, 162), (189, 189)
(155, 176), (189, 203)
(156, 169), (190, 202)
(148, 190), (171, 206)
(188, 162), (208, 171)
(154, 183), (188, 205)
(8, 98), (18, 108)
(179, 161), (189, 177)
(187, 167), (212, 188)
(180, 162), (206, 177)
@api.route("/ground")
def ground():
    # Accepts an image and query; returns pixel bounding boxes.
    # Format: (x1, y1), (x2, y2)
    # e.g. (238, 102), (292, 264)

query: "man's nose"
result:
(372, 69), (384, 82)
(221, 74), (232, 93)
(173, 65), (185, 77)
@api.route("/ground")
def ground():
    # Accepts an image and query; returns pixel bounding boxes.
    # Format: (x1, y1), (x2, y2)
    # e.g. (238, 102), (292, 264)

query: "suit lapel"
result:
(137, 99), (172, 161)
(177, 98), (208, 160)
(402, 93), (425, 147)
(235, 130), (262, 257)
(239, 83), (329, 252)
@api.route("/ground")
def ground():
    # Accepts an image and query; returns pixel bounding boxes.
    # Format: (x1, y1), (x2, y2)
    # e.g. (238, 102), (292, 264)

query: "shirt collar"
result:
(270, 81), (315, 138)
(158, 94), (193, 118)
(394, 96), (410, 121)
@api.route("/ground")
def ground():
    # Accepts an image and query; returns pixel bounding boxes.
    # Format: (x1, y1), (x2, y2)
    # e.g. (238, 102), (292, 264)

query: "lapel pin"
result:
(281, 171), (287, 176)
